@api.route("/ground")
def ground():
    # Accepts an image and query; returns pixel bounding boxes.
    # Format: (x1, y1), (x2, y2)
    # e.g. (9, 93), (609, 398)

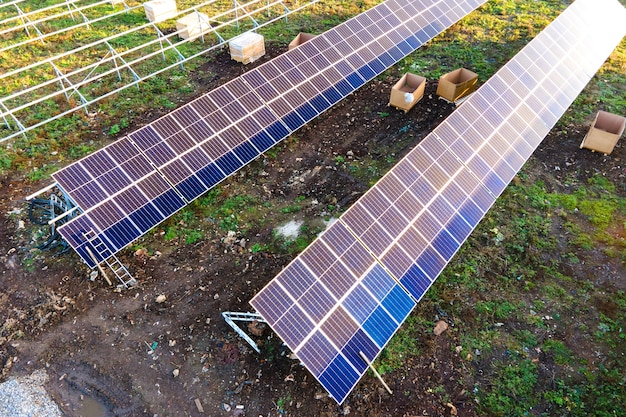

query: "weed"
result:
(185, 230), (203, 244)
(478, 359), (539, 416)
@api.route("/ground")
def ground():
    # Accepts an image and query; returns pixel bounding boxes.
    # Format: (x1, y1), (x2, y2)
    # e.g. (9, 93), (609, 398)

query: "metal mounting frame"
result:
(222, 312), (266, 353)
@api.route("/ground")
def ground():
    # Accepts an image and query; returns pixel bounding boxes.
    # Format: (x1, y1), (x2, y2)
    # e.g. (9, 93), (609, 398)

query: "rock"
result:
(172, 369), (179, 377)
(433, 320), (448, 336)
(89, 271), (98, 281)
(247, 320), (266, 337)
(155, 294), (166, 303)
(446, 402), (458, 416)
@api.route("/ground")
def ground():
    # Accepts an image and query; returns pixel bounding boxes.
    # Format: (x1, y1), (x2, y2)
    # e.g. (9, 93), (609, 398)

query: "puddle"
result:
(275, 219), (303, 240)
(75, 396), (106, 417)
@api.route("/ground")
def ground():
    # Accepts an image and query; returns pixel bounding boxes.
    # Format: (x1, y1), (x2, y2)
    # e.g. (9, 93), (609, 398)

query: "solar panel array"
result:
(250, 0), (626, 404)
(53, 0), (487, 268)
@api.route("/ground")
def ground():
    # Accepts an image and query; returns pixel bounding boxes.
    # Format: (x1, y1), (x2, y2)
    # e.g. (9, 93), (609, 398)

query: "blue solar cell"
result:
(431, 229), (460, 260)
(381, 284), (414, 323)
(362, 264), (395, 301)
(232, 142), (259, 164)
(387, 46), (405, 61)
(483, 171), (507, 195)
(446, 213), (473, 242)
(397, 39), (413, 54)
(318, 355), (360, 403)
(399, 263), (431, 300)
(414, 29), (430, 43)
(362, 305), (397, 347)
(357, 64), (376, 81)
(103, 218), (141, 250)
(152, 190), (185, 217)
(415, 246), (445, 279)
(367, 58), (386, 75)
(343, 284), (378, 324)
(322, 86), (343, 105)
(334, 79), (355, 96)
(129, 203), (164, 232)
(295, 103), (318, 122)
(341, 328), (380, 373)
(250, 131), (275, 152)
(266, 121), (290, 140)
(282, 112), (305, 131)
(378, 51), (396, 67)
(346, 72), (366, 88)
(215, 151), (243, 175)
(197, 164), (225, 189)
(309, 95), (331, 113)
(176, 175), (206, 201)
(404, 34), (422, 49)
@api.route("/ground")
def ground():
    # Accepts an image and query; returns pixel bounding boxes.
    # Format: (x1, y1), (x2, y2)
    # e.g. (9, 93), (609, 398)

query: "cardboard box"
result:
(580, 110), (625, 155)
(389, 73), (426, 112)
(288, 33), (316, 50)
(144, 0), (178, 23)
(176, 12), (209, 40)
(229, 32), (265, 64)
(436, 68), (478, 102)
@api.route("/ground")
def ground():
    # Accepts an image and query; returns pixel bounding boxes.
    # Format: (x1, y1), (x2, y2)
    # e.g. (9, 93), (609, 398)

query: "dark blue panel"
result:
(459, 200), (483, 226)
(129, 203), (164, 232)
(405, 35), (422, 49)
(387, 46), (405, 61)
(381, 284), (414, 324)
(103, 218), (140, 250)
(197, 163), (225, 189)
(423, 23), (438, 39)
(233, 142), (259, 164)
(484, 171), (507, 196)
(414, 29), (430, 44)
(153, 189), (185, 216)
(250, 131), (275, 152)
(318, 355), (360, 404)
(368, 58), (386, 75)
(321, 87), (342, 105)
(341, 328), (380, 374)
(357, 64), (376, 81)
(215, 151), (243, 176)
(343, 285), (378, 324)
(176, 175), (206, 201)
(310, 95), (331, 113)
(446, 213), (473, 242)
(397, 40), (413, 55)
(431, 229), (460, 260)
(282, 112), (305, 131)
(334, 79), (354, 97)
(362, 305), (398, 348)
(347, 72), (366, 88)
(295, 103), (318, 122)
(266, 121), (289, 141)
(400, 264), (431, 300)
(75, 244), (98, 268)
(416, 246), (445, 279)
(378, 52), (395, 68)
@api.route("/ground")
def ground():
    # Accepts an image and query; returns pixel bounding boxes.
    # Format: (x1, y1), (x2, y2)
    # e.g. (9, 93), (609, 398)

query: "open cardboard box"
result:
(389, 73), (426, 112)
(580, 110), (625, 155)
(436, 68), (478, 102)
(288, 33), (317, 50)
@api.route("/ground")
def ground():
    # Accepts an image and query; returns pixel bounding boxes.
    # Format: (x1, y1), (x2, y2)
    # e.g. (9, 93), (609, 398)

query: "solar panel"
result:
(53, 0), (489, 268)
(251, 0), (626, 404)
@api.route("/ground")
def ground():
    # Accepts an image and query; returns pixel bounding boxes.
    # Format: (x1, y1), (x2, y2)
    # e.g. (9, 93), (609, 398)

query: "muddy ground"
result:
(1, 44), (625, 417)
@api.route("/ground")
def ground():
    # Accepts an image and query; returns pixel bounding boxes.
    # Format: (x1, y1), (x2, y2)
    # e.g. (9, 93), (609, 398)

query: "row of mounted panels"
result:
(53, 0), (487, 267)
(251, 0), (626, 404)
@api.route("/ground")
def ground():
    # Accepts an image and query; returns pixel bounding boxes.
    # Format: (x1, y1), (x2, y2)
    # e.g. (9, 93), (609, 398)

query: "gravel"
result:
(0, 370), (61, 417)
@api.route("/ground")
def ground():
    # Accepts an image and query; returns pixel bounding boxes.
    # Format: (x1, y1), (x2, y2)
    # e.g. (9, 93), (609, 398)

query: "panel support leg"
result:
(359, 351), (393, 394)
(222, 312), (266, 353)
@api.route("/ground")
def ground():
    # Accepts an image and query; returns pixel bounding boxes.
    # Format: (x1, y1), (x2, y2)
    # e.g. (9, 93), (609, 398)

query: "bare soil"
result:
(1, 44), (624, 417)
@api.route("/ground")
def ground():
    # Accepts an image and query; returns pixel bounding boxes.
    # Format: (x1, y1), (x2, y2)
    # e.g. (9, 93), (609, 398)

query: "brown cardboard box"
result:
(288, 33), (317, 50)
(176, 12), (209, 40)
(580, 111), (625, 155)
(144, 0), (178, 23)
(229, 32), (265, 64)
(436, 68), (478, 102)
(389, 73), (426, 112)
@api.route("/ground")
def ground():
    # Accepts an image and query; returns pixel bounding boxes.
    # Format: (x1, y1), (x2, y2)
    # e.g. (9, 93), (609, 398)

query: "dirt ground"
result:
(0, 44), (624, 417)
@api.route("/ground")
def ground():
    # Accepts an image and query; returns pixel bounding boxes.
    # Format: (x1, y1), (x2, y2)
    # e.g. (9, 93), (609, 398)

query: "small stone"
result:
(433, 320), (448, 336)
(89, 271), (98, 281)
(213, 293), (219, 300)
(169, 340), (176, 347)
(455, 346), (463, 354)
(155, 294), (166, 303)
(172, 369), (179, 377)
(17, 220), (24, 229)
(222, 403), (231, 412)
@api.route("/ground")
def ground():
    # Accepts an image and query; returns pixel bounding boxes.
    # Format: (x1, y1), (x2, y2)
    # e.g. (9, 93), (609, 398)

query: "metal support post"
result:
(50, 62), (89, 113)
(154, 25), (186, 69)
(222, 312), (266, 353)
